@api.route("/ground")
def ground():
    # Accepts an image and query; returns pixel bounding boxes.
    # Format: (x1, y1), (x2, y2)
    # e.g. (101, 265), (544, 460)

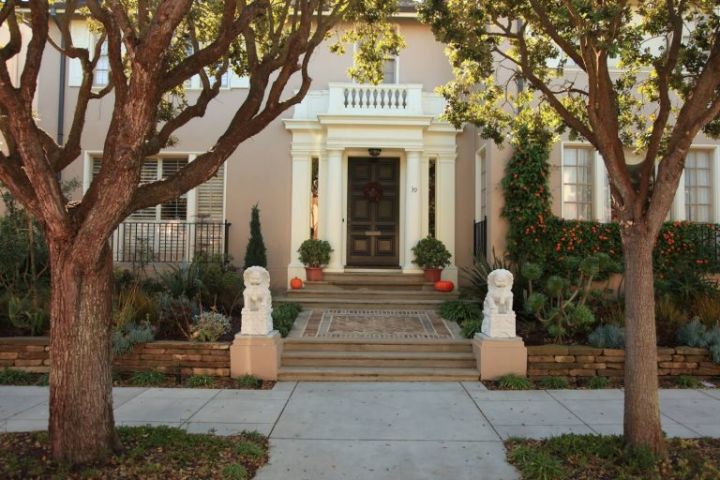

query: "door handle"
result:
(364, 230), (382, 237)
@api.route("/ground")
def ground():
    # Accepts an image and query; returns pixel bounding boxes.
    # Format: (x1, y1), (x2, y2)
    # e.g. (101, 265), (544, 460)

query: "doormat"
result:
(301, 309), (455, 339)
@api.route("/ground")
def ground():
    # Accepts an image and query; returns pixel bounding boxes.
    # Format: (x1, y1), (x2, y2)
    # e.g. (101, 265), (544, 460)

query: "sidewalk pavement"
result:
(2, 383), (719, 480)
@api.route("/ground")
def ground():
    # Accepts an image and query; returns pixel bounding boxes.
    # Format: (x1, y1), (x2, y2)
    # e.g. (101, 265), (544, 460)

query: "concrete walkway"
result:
(2, 383), (720, 479)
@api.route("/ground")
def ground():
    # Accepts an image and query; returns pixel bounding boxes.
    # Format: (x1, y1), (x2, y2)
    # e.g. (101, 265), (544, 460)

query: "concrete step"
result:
(274, 296), (452, 310)
(323, 272), (425, 285)
(302, 281), (436, 292)
(277, 366), (480, 382)
(283, 338), (473, 353)
(285, 288), (456, 299)
(282, 351), (477, 368)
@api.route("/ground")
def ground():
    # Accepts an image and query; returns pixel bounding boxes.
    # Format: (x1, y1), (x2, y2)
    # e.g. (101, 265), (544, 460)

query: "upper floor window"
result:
(562, 146), (594, 220)
(685, 150), (713, 223)
(93, 38), (110, 87)
(382, 57), (398, 84)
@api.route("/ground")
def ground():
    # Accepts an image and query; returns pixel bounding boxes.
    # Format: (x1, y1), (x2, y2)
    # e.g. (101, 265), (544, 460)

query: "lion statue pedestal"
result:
(481, 268), (516, 338)
(240, 266), (273, 336)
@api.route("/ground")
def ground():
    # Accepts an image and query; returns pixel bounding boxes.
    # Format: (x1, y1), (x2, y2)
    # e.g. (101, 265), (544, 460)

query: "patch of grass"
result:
(674, 375), (702, 389)
(506, 434), (720, 480)
(0, 368), (35, 385)
(497, 374), (534, 390)
(586, 376), (610, 389)
(185, 375), (216, 388)
(0, 426), (269, 479)
(128, 370), (167, 387)
(235, 375), (262, 389)
(538, 376), (569, 389)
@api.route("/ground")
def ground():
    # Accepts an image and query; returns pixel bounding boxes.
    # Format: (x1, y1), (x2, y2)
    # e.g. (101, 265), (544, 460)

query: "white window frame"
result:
(381, 56), (400, 85)
(671, 145), (720, 223)
(560, 142), (610, 222)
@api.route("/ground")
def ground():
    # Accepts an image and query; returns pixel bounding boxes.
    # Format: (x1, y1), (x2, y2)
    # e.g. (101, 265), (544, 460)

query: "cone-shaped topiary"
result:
(244, 203), (267, 268)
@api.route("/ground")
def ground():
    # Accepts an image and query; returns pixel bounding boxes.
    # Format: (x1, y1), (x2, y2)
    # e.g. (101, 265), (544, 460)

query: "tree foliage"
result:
(244, 203), (267, 268)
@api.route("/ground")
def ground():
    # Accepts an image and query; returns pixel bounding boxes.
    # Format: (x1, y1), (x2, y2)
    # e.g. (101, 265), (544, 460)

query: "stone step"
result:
(274, 296), (451, 310)
(281, 351), (477, 368)
(277, 366), (480, 382)
(283, 338), (473, 353)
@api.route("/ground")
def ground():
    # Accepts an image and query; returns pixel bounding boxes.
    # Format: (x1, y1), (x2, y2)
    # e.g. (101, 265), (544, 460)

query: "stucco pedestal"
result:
(230, 331), (283, 380)
(472, 333), (527, 381)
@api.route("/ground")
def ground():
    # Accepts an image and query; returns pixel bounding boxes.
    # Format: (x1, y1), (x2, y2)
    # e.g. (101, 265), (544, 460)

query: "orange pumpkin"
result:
(434, 280), (454, 292)
(290, 277), (304, 289)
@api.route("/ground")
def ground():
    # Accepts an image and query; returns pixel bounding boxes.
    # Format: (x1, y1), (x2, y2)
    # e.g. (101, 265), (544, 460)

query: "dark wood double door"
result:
(347, 157), (400, 267)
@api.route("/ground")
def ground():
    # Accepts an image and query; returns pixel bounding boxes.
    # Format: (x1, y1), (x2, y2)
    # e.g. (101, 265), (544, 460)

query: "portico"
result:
(284, 83), (460, 287)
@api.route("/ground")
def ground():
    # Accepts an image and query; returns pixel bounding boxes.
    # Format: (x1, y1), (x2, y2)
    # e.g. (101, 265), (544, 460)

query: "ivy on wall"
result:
(501, 129), (720, 275)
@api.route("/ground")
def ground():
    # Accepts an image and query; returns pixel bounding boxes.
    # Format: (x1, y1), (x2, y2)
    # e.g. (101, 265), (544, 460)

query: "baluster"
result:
(343, 88), (350, 108)
(401, 89), (408, 109)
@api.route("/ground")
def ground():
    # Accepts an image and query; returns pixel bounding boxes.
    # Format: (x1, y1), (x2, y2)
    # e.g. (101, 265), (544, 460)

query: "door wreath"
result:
(362, 181), (384, 203)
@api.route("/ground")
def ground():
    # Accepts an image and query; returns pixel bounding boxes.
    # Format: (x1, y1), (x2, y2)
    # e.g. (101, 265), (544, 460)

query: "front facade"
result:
(8, 12), (720, 291)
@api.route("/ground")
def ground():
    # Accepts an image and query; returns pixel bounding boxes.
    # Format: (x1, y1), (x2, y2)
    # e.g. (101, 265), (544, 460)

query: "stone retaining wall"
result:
(0, 338), (231, 377)
(527, 345), (720, 379)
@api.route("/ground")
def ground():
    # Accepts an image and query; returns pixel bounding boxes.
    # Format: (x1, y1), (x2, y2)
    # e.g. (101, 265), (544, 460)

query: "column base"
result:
(230, 330), (283, 381)
(472, 333), (527, 381)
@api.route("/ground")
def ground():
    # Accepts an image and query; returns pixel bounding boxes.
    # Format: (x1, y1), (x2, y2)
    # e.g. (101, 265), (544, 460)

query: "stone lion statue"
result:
(483, 269), (514, 315)
(243, 266), (271, 312)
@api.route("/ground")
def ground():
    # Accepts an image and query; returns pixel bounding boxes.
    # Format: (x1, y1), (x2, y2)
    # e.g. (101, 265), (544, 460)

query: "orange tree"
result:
(420, 0), (720, 454)
(0, 0), (401, 464)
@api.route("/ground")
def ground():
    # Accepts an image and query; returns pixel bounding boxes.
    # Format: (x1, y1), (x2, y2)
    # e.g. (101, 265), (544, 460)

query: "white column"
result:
(325, 149), (344, 272)
(288, 151), (312, 284)
(317, 153), (328, 239)
(436, 153), (458, 285)
(713, 147), (720, 224)
(592, 152), (608, 222)
(403, 150), (423, 272)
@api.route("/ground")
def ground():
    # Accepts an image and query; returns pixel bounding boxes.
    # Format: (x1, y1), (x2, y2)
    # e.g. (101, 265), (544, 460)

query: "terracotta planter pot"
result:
(423, 268), (442, 283)
(305, 267), (324, 282)
(434, 280), (454, 292)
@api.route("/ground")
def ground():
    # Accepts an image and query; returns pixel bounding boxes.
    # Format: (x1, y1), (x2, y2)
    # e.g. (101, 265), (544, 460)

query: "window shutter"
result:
(196, 164), (225, 222)
(128, 161), (159, 220)
(68, 20), (89, 87)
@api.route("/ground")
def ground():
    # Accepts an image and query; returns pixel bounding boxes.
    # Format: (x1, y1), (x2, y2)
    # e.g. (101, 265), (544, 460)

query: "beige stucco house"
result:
(5, 7), (720, 293)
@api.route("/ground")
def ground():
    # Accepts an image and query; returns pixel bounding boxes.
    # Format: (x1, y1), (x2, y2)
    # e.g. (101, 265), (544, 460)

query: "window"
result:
(93, 38), (110, 87)
(562, 146), (594, 220)
(382, 57), (398, 84)
(90, 156), (225, 222)
(685, 150), (713, 222)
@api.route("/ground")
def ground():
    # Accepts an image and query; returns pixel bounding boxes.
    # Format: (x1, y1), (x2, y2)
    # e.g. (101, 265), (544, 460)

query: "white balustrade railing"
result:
(327, 83), (424, 116)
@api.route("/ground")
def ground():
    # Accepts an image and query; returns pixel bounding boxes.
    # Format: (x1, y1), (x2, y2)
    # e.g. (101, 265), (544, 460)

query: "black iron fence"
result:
(110, 221), (230, 264)
(473, 217), (487, 259)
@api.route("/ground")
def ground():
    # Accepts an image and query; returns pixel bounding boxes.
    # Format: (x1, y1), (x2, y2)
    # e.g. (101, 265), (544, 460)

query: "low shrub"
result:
(674, 375), (702, 389)
(6, 295), (49, 336)
(190, 310), (231, 342)
(439, 300), (482, 324)
(588, 324), (625, 349)
(460, 318), (483, 339)
(185, 375), (215, 388)
(112, 321), (154, 356)
(128, 371), (167, 387)
(155, 293), (195, 339)
(677, 318), (720, 363)
(586, 376), (610, 389)
(655, 295), (688, 346)
(538, 376), (569, 389)
(272, 303), (302, 337)
(235, 374), (261, 389)
(497, 374), (533, 390)
(0, 368), (35, 385)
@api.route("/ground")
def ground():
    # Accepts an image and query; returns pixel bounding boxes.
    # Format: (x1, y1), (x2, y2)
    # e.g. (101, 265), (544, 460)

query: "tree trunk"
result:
(621, 228), (665, 455)
(48, 240), (119, 463)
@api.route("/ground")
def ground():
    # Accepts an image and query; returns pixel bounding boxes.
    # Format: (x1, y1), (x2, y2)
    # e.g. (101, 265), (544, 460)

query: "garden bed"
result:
(0, 426), (268, 479)
(506, 434), (720, 480)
